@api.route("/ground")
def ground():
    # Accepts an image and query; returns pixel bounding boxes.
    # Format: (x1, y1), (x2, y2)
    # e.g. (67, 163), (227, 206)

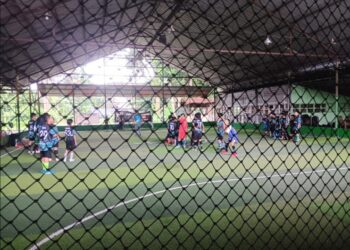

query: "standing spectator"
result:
(176, 113), (188, 148)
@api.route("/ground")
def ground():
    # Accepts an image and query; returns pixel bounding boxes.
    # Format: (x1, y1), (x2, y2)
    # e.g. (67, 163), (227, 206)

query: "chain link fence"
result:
(1, 0), (350, 249)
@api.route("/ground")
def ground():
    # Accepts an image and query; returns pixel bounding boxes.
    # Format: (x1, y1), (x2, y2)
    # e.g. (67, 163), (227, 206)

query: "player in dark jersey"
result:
(63, 119), (77, 162)
(261, 115), (270, 136)
(269, 113), (277, 138)
(216, 113), (226, 151)
(27, 113), (38, 154)
(166, 116), (177, 145)
(191, 112), (204, 147)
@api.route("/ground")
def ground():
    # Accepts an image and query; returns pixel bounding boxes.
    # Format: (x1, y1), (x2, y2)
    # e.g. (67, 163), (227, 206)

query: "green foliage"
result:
(0, 90), (37, 132)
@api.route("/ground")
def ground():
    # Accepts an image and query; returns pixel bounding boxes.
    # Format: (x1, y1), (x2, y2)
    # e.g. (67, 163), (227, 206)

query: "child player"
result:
(27, 113), (38, 154)
(191, 112), (204, 147)
(64, 119), (77, 162)
(50, 118), (60, 161)
(216, 112), (226, 151)
(261, 115), (270, 136)
(37, 113), (58, 174)
(222, 120), (239, 158)
(133, 109), (142, 136)
(192, 122), (202, 150)
(166, 115), (177, 145)
(291, 112), (302, 143)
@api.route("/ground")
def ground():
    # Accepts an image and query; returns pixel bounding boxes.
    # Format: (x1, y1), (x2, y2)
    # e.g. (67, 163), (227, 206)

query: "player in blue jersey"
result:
(37, 113), (59, 174)
(216, 113), (226, 151)
(63, 119), (77, 162)
(133, 109), (142, 136)
(222, 120), (239, 158)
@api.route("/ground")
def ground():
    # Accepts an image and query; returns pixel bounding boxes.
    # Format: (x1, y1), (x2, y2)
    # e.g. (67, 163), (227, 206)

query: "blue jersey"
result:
(228, 127), (239, 142)
(292, 116), (302, 130)
(28, 120), (36, 138)
(50, 125), (59, 136)
(38, 124), (58, 151)
(280, 117), (287, 128)
(262, 118), (270, 130)
(217, 118), (225, 134)
(134, 113), (142, 124)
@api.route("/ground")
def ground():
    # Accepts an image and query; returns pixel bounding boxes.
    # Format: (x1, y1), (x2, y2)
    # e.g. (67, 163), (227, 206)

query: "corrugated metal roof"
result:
(1, 0), (349, 95)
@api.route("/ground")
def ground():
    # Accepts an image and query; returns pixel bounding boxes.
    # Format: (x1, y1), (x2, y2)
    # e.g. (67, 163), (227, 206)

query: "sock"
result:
(231, 146), (236, 154)
(70, 152), (74, 160)
(42, 162), (49, 171)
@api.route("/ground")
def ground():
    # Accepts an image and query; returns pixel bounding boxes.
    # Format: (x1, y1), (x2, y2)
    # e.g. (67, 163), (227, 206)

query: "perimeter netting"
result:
(1, 1), (350, 249)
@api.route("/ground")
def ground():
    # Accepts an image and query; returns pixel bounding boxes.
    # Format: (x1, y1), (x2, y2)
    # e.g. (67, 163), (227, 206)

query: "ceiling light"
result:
(264, 36), (272, 46)
(331, 38), (336, 45)
(168, 25), (176, 33)
(44, 12), (51, 20)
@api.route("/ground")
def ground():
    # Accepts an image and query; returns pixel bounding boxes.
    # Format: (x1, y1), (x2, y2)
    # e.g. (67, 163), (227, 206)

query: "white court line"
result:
(29, 165), (350, 250)
(0, 148), (22, 158)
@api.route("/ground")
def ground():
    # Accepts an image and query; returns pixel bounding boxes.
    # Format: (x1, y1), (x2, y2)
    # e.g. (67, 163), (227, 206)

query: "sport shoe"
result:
(231, 152), (238, 158)
(221, 150), (228, 155)
(56, 158), (60, 161)
(45, 169), (56, 174)
(40, 169), (55, 174)
(69, 158), (75, 162)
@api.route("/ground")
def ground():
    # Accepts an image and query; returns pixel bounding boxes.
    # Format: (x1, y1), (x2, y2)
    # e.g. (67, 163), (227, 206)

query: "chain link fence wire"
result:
(1, 0), (350, 249)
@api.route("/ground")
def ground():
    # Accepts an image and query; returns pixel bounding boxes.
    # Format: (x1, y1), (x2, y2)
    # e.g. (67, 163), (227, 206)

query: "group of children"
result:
(26, 108), (301, 173)
(165, 112), (206, 149)
(27, 113), (77, 174)
(262, 111), (302, 142)
(165, 112), (239, 157)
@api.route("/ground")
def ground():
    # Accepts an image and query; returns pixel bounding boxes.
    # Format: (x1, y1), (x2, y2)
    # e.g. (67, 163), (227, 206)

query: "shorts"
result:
(134, 123), (141, 131)
(168, 131), (176, 139)
(192, 131), (202, 141)
(66, 141), (76, 151)
(40, 150), (52, 159)
(217, 132), (224, 140)
(227, 137), (238, 144)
